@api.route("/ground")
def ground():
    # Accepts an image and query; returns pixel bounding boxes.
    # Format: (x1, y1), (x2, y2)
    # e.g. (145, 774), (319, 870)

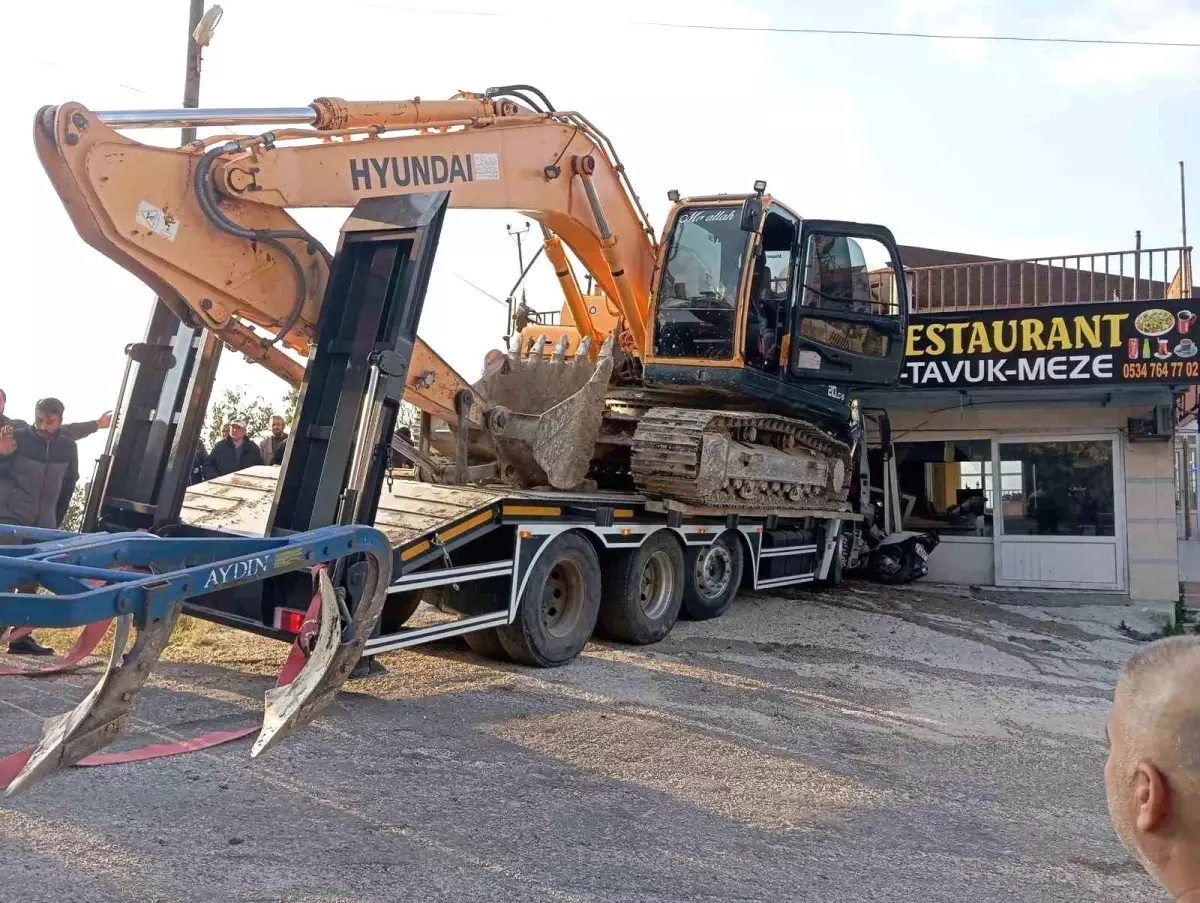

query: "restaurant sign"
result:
(902, 299), (1200, 388)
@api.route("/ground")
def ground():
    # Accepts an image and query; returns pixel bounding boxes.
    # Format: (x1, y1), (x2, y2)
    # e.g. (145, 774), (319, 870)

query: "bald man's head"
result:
(1105, 635), (1200, 895)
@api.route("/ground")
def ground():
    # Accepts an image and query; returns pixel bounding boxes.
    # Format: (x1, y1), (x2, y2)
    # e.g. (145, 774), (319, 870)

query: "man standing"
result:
(1105, 635), (1200, 899)
(0, 387), (111, 441)
(0, 398), (81, 656)
(258, 415), (288, 466)
(203, 421), (263, 479)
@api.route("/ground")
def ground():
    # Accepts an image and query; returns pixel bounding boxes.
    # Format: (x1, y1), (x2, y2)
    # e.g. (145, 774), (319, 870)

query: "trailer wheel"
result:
(379, 589), (426, 633)
(463, 626), (509, 661)
(498, 532), (601, 667)
(599, 531), (684, 645)
(681, 532), (744, 621)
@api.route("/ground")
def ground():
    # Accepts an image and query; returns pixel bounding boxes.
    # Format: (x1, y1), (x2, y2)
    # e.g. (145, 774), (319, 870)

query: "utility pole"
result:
(182, 2), (222, 145)
(505, 221), (532, 337)
(182, 0), (205, 145)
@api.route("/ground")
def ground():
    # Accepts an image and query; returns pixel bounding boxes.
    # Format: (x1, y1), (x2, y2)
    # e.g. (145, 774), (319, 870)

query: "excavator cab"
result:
(645, 189), (909, 423)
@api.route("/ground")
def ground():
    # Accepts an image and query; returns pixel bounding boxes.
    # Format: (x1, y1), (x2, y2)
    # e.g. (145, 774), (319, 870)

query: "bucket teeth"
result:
(599, 334), (615, 359)
(551, 335), (568, 362)
(529, 335), (547, 359)
(577, 335), (593, 360)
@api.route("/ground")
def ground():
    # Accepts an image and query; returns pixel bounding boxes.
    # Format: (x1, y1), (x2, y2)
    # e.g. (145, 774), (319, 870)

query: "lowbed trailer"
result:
(1, 187), (925, 796)
(179, 468), (856, 661)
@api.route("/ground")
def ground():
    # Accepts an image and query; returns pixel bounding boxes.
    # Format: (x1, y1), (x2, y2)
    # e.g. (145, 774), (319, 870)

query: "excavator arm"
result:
(34, 93), (658, 405)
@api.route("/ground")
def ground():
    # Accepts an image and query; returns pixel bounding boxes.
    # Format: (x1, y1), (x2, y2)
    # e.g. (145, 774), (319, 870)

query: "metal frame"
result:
(0, 524), (387, 629)
(352, 502), (849, 659)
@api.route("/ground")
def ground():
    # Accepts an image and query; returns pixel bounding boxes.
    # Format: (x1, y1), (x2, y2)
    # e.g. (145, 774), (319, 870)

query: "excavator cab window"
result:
(744, 207), (799, 372)
(788, 220), (908, 387)
(652, 204), (749, 360)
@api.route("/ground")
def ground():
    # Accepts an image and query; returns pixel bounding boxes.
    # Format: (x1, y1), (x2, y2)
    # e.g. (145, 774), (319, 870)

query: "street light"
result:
(193, 4), (223, 46)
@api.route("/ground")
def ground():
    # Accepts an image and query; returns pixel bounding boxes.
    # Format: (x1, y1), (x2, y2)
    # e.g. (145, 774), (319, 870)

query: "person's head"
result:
(1105, 635), (1200, 894)
(270, 415), (286, 437)
(33, 397), (64, 437)
(220, 423), (231, 439)
(0, 388), (6, 417)
(229, 422), (246, 445)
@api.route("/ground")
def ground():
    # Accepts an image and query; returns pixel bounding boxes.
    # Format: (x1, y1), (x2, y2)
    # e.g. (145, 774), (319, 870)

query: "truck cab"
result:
(644, 187), (909, 424)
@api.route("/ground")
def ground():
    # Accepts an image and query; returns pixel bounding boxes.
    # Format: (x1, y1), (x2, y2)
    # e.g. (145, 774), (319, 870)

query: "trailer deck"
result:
(180, 467), (860, 656)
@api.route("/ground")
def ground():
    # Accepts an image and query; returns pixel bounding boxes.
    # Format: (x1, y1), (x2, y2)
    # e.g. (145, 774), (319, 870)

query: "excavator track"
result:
(631, 408), (851, 510)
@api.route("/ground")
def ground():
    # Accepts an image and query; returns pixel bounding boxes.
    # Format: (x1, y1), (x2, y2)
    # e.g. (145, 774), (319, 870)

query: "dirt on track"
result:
(0, 581), (1166, 903)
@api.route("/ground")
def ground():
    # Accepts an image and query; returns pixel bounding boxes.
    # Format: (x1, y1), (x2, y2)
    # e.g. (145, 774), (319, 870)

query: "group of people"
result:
(0, 388), (112, 656)
(190, 414), (289, 484)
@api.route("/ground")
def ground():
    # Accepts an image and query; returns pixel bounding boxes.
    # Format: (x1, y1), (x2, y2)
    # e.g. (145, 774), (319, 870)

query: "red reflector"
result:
(277, 608), (305, 634)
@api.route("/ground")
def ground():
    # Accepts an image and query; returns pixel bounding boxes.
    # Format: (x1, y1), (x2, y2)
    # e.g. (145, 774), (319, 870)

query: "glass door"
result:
(992, 436), (1125, 590)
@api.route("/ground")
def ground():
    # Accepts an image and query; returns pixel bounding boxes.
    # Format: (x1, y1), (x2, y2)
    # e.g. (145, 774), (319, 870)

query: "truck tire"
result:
(599, 531), (684, 645)
(681, 532), (744, 621)
(379, 589), (424, 633)
(497, 532), (601, 667)
(463, 626), (509, 661)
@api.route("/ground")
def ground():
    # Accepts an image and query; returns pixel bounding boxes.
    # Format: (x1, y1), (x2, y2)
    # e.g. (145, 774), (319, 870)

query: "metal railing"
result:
(908, 245), (1193, 312)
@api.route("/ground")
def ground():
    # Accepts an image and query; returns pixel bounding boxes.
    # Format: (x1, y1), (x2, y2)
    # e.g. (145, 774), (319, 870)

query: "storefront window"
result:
(893, 440), (994, 537)
(997, 441), (1115, 537)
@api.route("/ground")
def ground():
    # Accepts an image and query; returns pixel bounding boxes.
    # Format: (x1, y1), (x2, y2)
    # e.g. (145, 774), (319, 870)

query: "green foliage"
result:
(61, 483), (87, 532)
(204, 386), (289, 448)
(282, 385), (300, 426)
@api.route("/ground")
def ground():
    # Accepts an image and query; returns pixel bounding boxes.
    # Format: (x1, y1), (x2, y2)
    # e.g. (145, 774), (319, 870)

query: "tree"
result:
(282, 385), (300, 425)
(61, 483), (87, 532)
(204, 386), (292, 448)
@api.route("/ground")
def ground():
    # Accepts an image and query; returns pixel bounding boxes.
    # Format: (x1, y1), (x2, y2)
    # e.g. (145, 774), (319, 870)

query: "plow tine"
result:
(3, 604), (181, 796)
(251, 569), (341, 757)
(251, 551), (390, 758)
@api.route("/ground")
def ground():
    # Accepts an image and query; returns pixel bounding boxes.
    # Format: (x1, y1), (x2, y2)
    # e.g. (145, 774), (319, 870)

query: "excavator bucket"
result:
(472, 334), (614, 489)
(0, 525), (391, 796)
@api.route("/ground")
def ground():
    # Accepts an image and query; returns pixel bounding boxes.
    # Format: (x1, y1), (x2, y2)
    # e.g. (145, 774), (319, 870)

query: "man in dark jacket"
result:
(203, 421), (263, 479)
(0, 387), (110, 442)
(190, 439), (209, 485)
(0, 397), (80, 655)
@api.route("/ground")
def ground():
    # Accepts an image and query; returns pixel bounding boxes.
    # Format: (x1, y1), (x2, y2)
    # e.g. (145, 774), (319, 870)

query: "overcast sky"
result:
(4, 0), (1197, 470)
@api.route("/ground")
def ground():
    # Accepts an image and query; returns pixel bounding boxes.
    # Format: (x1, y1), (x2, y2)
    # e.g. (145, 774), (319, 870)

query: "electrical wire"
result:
(352, 4), (1200, 49)
(632, 20), (1200, 48)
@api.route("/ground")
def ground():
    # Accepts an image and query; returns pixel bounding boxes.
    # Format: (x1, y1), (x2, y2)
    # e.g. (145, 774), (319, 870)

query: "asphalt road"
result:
(0, 582), (1166, 902)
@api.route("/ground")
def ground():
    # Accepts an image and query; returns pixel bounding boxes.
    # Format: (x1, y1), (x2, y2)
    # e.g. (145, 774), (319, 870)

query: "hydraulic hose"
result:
(193, 139), (332, 348)
(486, 84), (556, 113)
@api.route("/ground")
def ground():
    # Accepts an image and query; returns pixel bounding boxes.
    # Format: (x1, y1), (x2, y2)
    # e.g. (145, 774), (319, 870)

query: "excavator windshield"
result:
(652, 205), (750, 360)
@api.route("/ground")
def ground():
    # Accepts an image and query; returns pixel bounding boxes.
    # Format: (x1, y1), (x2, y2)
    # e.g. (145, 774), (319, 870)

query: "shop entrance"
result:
(991, 436), (1124, 590)
(892, 433), (1125, 591)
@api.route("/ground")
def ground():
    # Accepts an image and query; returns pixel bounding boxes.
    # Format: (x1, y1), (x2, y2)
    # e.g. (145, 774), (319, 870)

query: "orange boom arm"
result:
(34, 94), (658, 378)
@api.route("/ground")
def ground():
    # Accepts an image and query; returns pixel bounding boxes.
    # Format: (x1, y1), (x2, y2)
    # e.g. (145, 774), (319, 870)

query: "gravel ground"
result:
(0, 581), (1168, 902)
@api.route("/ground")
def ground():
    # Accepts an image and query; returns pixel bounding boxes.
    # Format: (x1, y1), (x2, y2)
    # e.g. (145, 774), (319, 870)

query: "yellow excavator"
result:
(36, 86), (910, 509)
(0, 86), (920, 798)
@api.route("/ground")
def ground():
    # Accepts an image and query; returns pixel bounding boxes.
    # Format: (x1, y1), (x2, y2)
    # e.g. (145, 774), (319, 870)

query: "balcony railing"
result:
(908, 245), (1193, 312)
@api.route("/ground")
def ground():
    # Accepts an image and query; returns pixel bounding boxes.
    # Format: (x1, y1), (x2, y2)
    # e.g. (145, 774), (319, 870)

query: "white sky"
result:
(3, 0), (1198, 470)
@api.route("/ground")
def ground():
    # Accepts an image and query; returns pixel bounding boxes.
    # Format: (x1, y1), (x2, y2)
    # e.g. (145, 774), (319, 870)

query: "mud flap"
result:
(3, 604), (181, 796)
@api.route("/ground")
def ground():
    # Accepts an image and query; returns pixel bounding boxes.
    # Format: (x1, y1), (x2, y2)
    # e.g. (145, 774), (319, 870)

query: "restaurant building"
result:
(861, 242), (1195, 601)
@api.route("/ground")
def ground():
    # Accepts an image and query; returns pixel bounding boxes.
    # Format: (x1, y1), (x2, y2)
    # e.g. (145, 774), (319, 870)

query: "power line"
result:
(634, 21), (1200, 49)
(354, 4), (1200, 49)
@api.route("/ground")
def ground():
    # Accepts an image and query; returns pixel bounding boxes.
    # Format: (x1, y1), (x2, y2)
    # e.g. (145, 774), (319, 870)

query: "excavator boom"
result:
(36, 95), (657, 366)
